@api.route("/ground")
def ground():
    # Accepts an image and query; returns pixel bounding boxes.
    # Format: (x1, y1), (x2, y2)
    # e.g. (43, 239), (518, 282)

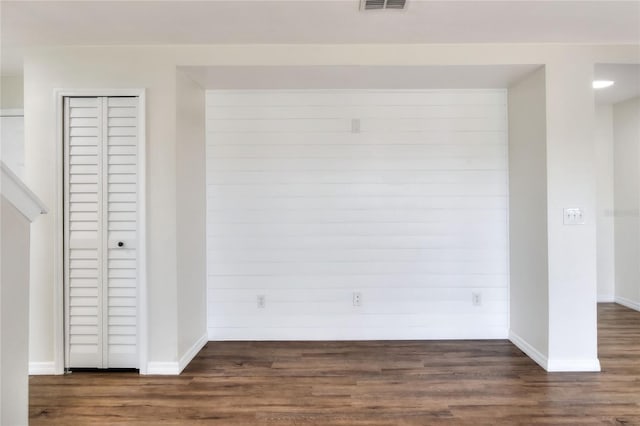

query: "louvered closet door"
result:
(65, 96), (139, 369)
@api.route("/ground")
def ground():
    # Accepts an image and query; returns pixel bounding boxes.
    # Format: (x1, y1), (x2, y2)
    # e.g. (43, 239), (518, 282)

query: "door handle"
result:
(117, 241), (125, 248)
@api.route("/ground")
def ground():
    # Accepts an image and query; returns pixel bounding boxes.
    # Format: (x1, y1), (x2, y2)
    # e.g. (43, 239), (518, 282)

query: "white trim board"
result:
(209, 328), (509, 341)
(546, 358), (601, 373)
(597, 294), (615, 303)
(615, 296), (640, 312)
(53, 89), (147, 374)
(29, 362), (56, 376)
(146, 362), (180, 376)
(509, 330), (548, 371)
(146, 333), (207, 375)
(178, 334), (208, 373)
(509, 330), (601, 372)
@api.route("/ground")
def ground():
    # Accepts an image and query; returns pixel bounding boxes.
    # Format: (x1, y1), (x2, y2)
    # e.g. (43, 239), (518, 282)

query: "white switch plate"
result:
(563, 208), (585, 225)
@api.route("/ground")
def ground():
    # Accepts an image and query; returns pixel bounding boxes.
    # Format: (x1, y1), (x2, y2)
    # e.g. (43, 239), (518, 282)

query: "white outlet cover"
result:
(472, 292), (482, 306)
(353, 292), (362, 306)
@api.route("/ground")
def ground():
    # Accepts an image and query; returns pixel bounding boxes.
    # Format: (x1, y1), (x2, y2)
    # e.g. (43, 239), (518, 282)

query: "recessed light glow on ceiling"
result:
(593, 80), (615, 89)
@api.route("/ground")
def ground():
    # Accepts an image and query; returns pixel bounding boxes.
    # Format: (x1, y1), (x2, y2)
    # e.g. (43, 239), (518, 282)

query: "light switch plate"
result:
(563, 208), (585, 225)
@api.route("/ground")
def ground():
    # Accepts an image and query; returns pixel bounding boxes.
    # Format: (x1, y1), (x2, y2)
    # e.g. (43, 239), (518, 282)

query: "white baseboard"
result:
(615, 296), (640, 312)
(208, 327), (509, 341)
(546, 358), (601, 372)
(146, 361), (180, 375)
(146, 333), (207, 376)
(29, 362), (56, 375)
(178, 333), (208, 373)
(510, 331), (601, 372)
(597, 294), (615, 303)
(509, 330), (548, 371)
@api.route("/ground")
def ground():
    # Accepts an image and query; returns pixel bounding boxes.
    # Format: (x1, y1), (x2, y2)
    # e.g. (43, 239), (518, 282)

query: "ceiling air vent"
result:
(361, 0), (407, 10)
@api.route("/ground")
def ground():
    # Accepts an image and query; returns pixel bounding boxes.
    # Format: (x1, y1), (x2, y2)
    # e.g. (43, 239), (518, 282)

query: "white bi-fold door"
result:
(64, 96), (139, 369)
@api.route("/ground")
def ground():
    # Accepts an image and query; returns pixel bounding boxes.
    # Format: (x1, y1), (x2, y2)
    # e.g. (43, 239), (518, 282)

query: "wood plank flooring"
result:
(30, 303), (640, 425)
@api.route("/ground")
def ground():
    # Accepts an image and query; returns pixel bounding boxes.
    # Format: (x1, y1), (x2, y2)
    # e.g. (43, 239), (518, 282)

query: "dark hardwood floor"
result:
(30, 303), (640, 425)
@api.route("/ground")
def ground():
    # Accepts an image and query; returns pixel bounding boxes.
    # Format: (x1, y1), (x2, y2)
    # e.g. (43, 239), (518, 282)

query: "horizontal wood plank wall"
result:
(205, 90), (508, 340)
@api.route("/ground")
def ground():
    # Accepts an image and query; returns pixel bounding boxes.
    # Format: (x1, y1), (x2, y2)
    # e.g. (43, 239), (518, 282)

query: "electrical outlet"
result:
(353, 292), (362, 307)
(257, 295), (266, 309)
(351, 118), (361, 133)
(472, 292), (482, 307)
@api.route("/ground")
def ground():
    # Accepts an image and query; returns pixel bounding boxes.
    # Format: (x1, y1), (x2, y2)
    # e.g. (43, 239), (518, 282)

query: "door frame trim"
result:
(54, 89), (148, 374)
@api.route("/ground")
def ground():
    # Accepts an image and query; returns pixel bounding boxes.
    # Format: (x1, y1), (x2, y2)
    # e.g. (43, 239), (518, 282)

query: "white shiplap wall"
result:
(206, 90), (508, 340)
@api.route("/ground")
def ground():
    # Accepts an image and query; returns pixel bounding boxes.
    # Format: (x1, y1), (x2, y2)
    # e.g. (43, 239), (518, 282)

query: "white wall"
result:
(613, 96), (640, 311)
(507, 67), (549, 365)
(1, 198), (31, 425)
(1, 115), (25, 179)
(508, 61), (603, 372)
(176, 71), (207, 367)
(545, 60), (600, 371)
(1, 76), (23, 109)
(1, 76), (25, 179)
(22, 43), (639, 372)
(24, 49), (181, 372)
(206, 89), (509, 340)
(595, 104), (615, 302)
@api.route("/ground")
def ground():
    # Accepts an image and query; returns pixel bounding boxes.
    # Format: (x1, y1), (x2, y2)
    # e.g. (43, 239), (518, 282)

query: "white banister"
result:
(1, 161), (47, 425)
(1, 161), (47, 222)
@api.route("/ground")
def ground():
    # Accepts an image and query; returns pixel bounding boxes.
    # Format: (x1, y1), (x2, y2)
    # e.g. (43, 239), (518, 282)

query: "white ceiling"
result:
(1, 1), (639, 74)
(3, 1), (638, 45)
(181, 65), (542, 89)
(0, 0), (640, 102)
